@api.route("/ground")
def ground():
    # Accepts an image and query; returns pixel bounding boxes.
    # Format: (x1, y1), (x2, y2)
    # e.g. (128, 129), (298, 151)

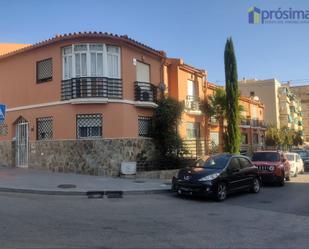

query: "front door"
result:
(16, 122), (29, 167)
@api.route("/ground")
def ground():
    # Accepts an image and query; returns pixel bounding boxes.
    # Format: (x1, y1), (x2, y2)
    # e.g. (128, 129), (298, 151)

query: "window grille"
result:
(76, 114), (102, 139)
(138, 116), (152, 137)
(37, 117), (53, 140)
(0, 123), (8, 136)
(37, 58), (53, 83)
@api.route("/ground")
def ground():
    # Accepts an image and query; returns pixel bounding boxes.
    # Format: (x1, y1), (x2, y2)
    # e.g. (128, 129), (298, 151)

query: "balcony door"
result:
(136, 61), (152, 101)
(187, 80), (197, 97)
(136, 61), (150, 83)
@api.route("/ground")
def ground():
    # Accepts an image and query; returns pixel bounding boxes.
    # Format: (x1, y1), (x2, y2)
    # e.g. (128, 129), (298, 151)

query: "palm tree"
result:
(200, 88), (227, 152)
(201, 88), (245, 153)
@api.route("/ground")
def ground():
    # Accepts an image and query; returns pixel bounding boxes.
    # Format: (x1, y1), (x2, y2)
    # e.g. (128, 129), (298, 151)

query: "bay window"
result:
(62, 44), (120, 80)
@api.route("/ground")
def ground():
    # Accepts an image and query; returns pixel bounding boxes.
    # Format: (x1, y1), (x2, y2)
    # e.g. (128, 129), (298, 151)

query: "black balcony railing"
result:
(240, 119), (251, 126)
(61, 77), (122, 100)
(185, 95), (200, 111)
(134, 81), (157, 102)
(240, 119), (267, 128)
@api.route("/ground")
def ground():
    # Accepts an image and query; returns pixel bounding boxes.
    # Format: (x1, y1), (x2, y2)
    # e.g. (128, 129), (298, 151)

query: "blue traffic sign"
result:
(0, 104), (6, 123)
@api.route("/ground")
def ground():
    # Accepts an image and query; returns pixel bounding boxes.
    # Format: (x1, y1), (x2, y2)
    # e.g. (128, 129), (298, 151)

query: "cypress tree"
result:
(224, 38), (240, 153)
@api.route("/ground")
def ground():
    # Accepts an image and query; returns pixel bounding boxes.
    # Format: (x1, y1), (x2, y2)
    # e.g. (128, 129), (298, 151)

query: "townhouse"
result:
(0, 32), (268, 174)
(164, 58), (207, 157)
(0, 32), (165, 174)
(164, 60), (266, 157)
(206, 83), (266, 154)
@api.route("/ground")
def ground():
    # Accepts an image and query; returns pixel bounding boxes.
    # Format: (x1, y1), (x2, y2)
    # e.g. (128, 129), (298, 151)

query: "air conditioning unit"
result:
(121, 162), (137, 175)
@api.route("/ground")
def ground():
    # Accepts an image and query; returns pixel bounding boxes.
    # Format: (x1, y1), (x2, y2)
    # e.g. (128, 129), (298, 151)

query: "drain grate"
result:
(86, 191), (123, 199)
(57, 184), (76, 189)
(105, 191), (123, 198)
(87, 191), (105, 199)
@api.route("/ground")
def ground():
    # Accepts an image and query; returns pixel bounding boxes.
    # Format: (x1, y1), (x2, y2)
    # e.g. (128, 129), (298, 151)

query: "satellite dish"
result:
(158, 82), (166, 92)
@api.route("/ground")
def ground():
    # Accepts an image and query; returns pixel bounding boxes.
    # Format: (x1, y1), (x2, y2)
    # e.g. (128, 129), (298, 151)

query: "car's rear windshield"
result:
(252, 152), (280, 162)
(202, 154), (231, 169)
(286, 154), (294, 161)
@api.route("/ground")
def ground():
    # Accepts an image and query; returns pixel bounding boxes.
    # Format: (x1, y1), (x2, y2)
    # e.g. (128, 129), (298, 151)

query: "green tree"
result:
(292, 131), (303, 147)
(279, 126), (293, 151)
(200, 88), (226, 152)
(265, 126), (281, 147)
(151, 97), (184, 162)
(224, 37), (241, 153)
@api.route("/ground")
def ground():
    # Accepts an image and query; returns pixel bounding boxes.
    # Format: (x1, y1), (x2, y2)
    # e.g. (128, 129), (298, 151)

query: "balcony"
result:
(240, 119), (251, 127)
(184, 95), (201, 115)
(134, 81), (157, 108)
(61, 77), (122, 103)
(209, 116), (219, 125)
(239, 119), (267, 129)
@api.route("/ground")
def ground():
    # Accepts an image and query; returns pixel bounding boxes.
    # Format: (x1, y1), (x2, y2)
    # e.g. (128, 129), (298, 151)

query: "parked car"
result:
(285, 152), (304, 177)
(291, 149), (309, 172)
(251, 151), (290, 186)
(172, 154), (261, 201)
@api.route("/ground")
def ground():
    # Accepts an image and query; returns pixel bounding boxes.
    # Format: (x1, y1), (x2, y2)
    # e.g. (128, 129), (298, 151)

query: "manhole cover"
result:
(134, 180), (145, 183)
(57, 184), (76, 189)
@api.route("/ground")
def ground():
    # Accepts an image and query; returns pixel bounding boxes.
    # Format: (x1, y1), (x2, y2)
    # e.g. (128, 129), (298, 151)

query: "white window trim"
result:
(62, 43), (121, 80)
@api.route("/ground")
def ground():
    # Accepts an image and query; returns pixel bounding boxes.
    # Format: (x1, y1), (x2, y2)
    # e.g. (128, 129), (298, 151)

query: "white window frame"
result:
(62, 44), (121, 80)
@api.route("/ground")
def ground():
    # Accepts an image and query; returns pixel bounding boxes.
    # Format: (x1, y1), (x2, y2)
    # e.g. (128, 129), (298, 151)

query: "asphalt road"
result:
(0, 174), (309, 249)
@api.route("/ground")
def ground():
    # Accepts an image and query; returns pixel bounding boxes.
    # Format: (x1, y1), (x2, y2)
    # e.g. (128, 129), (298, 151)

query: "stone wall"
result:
(136, 169), (178, 179)
(0, 141), (14, 167)
(29, 138), (155, 176)
(0, 138), (156, 176)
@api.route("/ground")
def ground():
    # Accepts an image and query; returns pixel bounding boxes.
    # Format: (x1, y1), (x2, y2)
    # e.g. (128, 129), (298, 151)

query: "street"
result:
(0, 174), (309, 249)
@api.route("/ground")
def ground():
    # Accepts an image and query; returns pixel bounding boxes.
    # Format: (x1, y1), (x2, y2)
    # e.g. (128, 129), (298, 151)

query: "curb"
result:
(0, 187), (171, 196)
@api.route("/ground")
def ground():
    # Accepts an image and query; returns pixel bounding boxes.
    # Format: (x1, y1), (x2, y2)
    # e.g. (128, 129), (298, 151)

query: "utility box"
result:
(121, 162), (137, 175)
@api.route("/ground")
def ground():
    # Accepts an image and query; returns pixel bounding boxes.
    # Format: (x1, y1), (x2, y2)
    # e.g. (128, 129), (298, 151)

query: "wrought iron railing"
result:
(184, 95), (200, 111)
(61, 77), (122, 100)
(240, 119), (266, 128)
(134, 81), (157, 102)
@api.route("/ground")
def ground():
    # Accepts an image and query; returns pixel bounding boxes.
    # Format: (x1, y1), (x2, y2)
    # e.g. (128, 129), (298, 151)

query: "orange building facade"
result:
(0, 33), (165, 142)
(0, 32), (266, 172)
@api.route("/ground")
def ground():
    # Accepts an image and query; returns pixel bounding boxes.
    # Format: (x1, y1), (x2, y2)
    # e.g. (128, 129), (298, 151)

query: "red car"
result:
(251, 151), (290, 186)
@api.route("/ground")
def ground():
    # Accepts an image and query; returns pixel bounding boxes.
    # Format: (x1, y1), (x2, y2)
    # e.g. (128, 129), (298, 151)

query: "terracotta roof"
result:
(0, 32), (166, 59)
(0, 43), (30, 56)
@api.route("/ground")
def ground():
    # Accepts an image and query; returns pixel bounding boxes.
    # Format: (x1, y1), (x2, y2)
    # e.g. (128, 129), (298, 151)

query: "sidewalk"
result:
(0, 167), (172, 196)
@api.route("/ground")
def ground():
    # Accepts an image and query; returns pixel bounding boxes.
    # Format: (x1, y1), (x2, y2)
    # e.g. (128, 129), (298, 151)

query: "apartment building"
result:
(279, 84), (303, 133)
(0, 32), (165, 173)
(239, 78), (303, 134)
(290, 85), (309, 141)
(239, 78), (281, 128)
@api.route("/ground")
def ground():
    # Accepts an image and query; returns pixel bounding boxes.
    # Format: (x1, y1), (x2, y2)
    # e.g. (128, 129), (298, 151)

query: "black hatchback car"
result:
(172, 154), (261, 201)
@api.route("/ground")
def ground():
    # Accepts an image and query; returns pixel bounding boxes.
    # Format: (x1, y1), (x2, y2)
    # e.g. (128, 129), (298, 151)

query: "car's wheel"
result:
(278, 173), (285, 187)
(251, 177), (260, 193)
(215, 182), (227, 202)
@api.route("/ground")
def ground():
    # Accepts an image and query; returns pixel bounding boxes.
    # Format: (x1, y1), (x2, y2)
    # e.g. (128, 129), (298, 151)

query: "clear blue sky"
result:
(1, 0), (309, 85)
